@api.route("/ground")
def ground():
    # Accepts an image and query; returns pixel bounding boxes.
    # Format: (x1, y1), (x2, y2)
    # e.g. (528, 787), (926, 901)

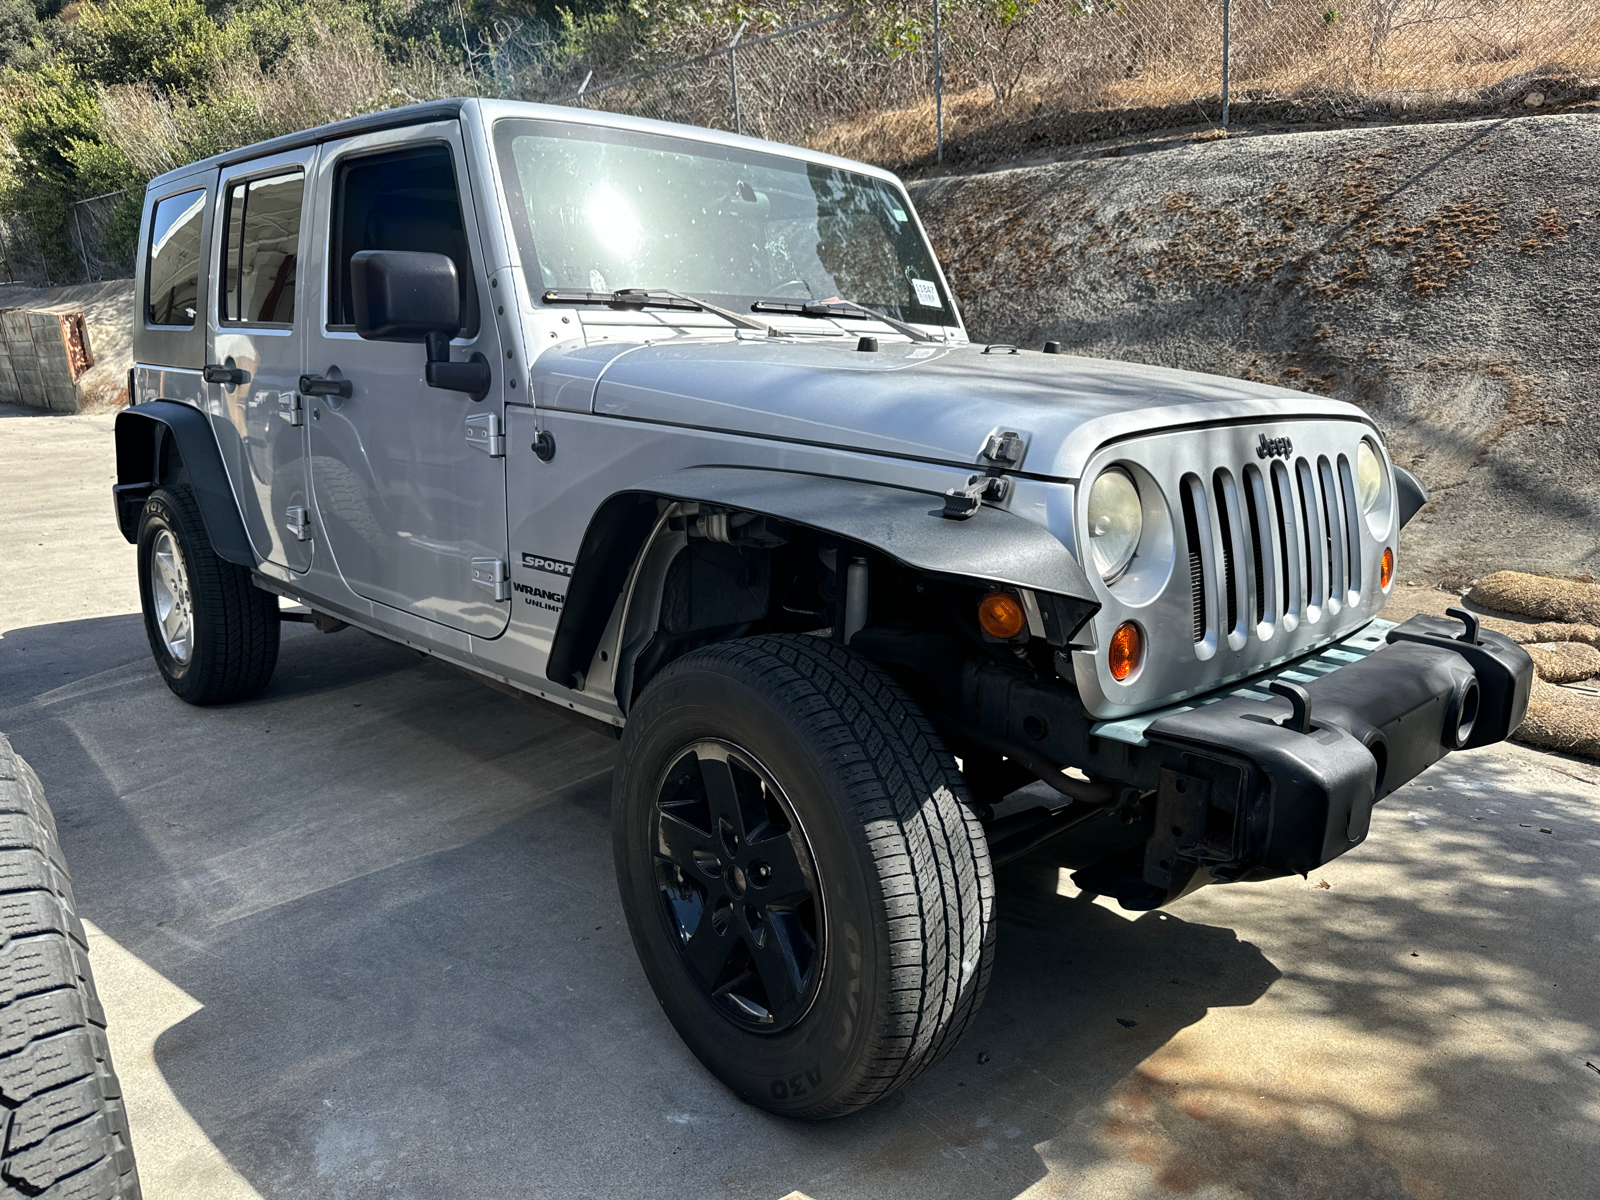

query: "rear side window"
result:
(146, 189), (205, 327)
(221, 171), (304, 325)
(327, 144), (478, 336)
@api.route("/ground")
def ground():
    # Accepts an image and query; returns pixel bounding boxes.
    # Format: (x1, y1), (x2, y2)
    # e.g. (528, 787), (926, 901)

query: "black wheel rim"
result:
(651, 740), (824, 1033)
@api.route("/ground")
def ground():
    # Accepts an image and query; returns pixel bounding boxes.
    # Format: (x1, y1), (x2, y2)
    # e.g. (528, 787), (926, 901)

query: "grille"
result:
(1182, 452), (1363, 646)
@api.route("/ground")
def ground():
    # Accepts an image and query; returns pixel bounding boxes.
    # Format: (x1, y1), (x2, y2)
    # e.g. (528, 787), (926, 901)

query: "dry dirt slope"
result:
(909, 113), (1600, 583)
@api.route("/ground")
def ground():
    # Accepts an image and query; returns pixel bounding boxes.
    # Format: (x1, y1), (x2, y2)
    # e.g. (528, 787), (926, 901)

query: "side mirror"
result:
(350, 250), (461, 342)
(351, 249), (490, 399)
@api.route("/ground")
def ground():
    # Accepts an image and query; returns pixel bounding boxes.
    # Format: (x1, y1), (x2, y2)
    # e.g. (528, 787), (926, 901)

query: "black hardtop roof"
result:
(152, 98), (469, 184)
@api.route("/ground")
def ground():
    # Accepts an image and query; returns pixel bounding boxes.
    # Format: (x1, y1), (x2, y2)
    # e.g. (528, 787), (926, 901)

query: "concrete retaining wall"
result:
(0, 280), (133, 413)
(0, 308), (94, 413)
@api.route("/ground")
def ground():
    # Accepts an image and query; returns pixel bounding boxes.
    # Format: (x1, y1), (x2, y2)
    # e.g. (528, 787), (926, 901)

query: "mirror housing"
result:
(351, 250), (461, 342)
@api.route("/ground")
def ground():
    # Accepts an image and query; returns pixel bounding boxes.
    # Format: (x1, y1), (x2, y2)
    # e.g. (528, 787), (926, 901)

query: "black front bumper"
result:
(1121, 611), (1532, 904)
(933, 610), (1534, 911)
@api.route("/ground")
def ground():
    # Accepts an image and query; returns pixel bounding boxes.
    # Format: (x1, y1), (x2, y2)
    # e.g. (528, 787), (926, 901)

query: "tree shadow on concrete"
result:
(0, 610), (1278, 1199)
(1003, 747), (1600, 1200)
(6, 609), (1595, 1198)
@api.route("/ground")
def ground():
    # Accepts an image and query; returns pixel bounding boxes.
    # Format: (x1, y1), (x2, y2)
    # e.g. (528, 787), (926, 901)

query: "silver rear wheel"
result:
(136, 485), (279, 705)
(149, 528), (193, 663)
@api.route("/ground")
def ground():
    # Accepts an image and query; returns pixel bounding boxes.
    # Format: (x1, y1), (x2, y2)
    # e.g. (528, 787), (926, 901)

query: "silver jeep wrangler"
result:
(114, 98), (1533, 1118)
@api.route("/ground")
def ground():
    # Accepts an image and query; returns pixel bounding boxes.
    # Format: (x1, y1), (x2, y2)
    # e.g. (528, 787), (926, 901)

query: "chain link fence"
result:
(0, 212), (56, 288)
(550, 11), (901, 151)
(527, 0), (1600, 170)
(0, 190), (138, 290)
(6, 0), (1596, 285)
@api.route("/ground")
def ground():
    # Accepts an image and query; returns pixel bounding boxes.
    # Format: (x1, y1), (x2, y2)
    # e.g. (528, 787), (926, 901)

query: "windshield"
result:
(493, 118), (958, 329)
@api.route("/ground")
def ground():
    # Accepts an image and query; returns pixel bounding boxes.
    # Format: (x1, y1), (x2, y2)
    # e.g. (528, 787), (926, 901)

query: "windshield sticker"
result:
(912, 279), (941, 308)
(892, 207), (907, 222)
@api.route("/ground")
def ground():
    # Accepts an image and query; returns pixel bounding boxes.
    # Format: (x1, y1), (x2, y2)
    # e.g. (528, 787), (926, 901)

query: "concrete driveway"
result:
(3, 404), (1598, 1199)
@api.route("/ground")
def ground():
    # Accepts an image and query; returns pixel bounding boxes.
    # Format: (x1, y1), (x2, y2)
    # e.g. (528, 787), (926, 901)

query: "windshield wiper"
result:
(750, 298), (939, 343)
(543, 287), (785, 336)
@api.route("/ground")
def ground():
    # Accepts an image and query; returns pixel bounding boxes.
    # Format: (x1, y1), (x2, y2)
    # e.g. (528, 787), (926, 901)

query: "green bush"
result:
(0, 0), (725, 280)
(74, 0), (222, 92)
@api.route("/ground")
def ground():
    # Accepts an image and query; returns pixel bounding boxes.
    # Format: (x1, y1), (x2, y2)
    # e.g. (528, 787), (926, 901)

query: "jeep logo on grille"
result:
(1256, 434), (1293, 460)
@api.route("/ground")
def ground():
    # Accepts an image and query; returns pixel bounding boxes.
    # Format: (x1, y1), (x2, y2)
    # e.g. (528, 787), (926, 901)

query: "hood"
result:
(570, 338), (1373, 481)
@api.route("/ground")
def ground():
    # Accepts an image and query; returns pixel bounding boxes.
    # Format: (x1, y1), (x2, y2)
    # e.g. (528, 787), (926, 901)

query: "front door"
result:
(302, 122), (510, 639)
(207, 148), (314, 572)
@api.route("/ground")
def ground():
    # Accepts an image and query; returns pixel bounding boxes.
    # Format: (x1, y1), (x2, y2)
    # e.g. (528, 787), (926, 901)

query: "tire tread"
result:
(645, 634), (995, 1116)
(0, 737), (141, 1199)
(138, 486), (278, 705)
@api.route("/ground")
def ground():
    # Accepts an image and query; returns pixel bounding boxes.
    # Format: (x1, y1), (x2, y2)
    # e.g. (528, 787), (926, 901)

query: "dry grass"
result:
(804, 0), (1600, 168)
(98, 25), (475, 179)
(91, 1), (1600, 181)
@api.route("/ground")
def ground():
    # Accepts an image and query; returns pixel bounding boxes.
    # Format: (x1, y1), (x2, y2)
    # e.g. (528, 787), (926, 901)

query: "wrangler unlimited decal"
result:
(513, 581), (564, 611)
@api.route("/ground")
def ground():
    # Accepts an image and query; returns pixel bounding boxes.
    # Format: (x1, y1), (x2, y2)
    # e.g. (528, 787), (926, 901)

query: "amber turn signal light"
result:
(978, 591), (1026, 639)
(1108, 621), (1144, 682)
(1380, 547), (1394, 590)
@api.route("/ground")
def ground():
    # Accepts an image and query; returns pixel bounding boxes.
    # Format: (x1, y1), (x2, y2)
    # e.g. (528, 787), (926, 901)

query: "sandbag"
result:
(1524, 642), (1600, 684)
(1469, 571), (1600, 626)
(1513, 677), (1600, 763)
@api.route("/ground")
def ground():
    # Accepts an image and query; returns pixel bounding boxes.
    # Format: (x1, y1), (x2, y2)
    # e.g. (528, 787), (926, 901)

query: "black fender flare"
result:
(546, 466), (1100, 688)
(113, 400), (256, 566)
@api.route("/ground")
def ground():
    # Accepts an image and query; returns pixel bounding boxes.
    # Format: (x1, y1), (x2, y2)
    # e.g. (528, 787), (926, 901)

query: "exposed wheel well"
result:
(112, 401), (255, 565)
(552, 494), (1077, 724)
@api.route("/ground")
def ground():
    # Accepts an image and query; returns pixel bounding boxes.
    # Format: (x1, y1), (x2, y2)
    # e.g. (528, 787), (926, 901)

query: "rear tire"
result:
(136, 486), (278, 705)
(613, 634), (994, 1118)
(0, 735), (141, 1199)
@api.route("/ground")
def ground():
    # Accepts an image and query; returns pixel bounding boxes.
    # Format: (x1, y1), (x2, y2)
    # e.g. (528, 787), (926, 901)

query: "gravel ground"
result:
(910, 113), (1600, 583)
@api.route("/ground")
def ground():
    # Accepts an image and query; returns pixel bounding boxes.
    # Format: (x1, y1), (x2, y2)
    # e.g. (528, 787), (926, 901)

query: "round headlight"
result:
(1086, 467), (1142, 582)
(1357, 440), (1383, 513)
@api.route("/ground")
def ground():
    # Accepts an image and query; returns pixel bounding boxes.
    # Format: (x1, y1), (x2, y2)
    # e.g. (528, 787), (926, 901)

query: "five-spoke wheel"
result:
(614, 634), (993, 1118)
(136, 484), (279, 704)
(149, 528), (194, 663)
(653, 740), (823, 1032)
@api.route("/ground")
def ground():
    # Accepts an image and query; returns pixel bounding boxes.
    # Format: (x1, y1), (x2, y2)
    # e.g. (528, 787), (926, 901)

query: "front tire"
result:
(136, 486), (278, 705)
(613, 635), (994, 1118)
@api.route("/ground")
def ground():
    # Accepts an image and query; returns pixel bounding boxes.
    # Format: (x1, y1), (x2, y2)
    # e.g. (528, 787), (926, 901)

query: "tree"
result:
(74, 0), (222, 92)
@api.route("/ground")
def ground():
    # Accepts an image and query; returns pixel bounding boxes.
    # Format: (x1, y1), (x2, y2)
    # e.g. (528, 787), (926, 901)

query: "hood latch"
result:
(980, 430), (1027, 469)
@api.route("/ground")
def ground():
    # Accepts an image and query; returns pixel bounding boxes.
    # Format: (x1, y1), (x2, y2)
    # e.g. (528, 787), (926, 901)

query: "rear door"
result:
(206, 147), (315, 572)
(302, 121), (509, 638)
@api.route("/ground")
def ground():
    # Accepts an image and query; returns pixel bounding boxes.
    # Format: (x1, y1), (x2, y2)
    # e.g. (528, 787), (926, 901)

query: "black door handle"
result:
(299, 374), (353, 398)
(203, 363), (244, 385)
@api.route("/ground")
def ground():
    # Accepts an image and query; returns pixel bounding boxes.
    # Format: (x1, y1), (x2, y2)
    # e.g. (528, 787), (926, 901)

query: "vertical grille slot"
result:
(1212, 471), (1239, 637)
(1295, 457), (1325, 614)
(1213, 468), (1252, 645)
(1337, 453), (1363, 598)
(1244, 463), (1276, 631)
(1272, 460), (1302, 623)
(1181, 477), (1208, 644)
(1318, 456), (1345, 608)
